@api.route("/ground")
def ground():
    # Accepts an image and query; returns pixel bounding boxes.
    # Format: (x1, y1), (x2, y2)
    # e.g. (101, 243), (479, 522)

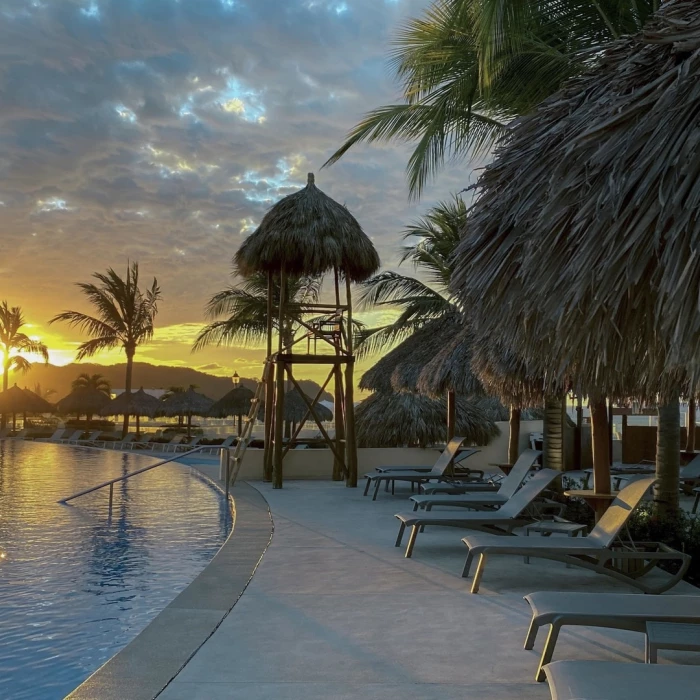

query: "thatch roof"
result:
(450, 0), (700, 399)
(100, 388), (161, 418)
(56, 388), (111, 415)
(0, 385), (53, 414)
(208, 385), (255, 418)
(356, 392), (499, 448)
(159, 387), (214, 417)
(259, 389), (333, 423)
(235, 173), (380, 282)
(414, 325), (484, 397)
(360, 314), (483, 394)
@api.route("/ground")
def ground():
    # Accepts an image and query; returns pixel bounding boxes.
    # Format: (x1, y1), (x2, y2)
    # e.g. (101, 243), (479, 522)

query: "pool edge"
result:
(65, 471), (273, 700)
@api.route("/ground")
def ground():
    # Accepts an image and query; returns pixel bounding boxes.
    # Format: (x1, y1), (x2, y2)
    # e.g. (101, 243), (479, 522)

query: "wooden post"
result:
(273, 269), (287, 489)
(344, 277), (358, 487)
(543, 395), (565, 471)
(237, 414), (242, 437)
(508, 405), (521, 466)
(333, 268), (345, 481)
(574, 395), (583, 470)
(608, 398), (614, 463)
(446, 390), (456, 442)
(686, 398), (696, 452)
(590, 399), (611, 495)
(263, 271), (274, 482)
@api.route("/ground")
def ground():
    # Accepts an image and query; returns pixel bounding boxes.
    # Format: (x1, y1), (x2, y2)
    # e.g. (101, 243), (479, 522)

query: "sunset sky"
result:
(2, 0), (473, 385)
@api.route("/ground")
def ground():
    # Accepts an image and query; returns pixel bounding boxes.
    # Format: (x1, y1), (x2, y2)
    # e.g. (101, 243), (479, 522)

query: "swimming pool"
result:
(0, 440), (232, 700)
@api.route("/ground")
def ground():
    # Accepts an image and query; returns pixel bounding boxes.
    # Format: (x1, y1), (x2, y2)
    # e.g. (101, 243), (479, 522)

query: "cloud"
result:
(1, 0), (473, 378)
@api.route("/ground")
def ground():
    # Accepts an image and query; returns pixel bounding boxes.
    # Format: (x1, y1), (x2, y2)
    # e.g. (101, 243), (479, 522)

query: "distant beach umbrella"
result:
(100, 388), (162, 435)
(258, 389), (333, 424)
(0, 385), (54, 430)
(356, 392), (499, 448)
(159, 387), (214, 437)
(235, 173), (380, 282)
(208, 385), (255, 436)
(56, 388), (111, 427)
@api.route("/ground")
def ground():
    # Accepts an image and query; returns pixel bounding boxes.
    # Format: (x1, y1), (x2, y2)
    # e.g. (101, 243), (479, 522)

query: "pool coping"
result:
(66, 465), (273, 700)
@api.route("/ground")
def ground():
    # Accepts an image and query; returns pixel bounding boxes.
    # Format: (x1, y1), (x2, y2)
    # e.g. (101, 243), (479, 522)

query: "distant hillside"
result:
(20, 362), (332, 402)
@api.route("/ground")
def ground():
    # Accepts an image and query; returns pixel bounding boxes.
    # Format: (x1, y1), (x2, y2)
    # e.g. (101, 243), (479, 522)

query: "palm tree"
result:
(324, 0), (656, 198)
(357, 196), (464, 355)
(69, 373), (112, 426)
(193, 270), (322, 352)
(50, 263), (161, 437)
(0, 301), (49, 428)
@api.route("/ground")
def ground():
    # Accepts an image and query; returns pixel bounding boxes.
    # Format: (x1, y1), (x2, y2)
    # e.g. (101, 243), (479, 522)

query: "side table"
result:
(523, 518), (587, 566)
(645, 621), (700, 663)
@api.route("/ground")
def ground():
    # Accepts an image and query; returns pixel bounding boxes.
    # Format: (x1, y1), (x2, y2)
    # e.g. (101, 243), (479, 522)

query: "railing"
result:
(58, 445), (233, 507)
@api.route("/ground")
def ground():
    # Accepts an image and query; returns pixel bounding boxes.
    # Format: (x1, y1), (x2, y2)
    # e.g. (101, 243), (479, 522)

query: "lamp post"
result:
(232, 372), (242, 435)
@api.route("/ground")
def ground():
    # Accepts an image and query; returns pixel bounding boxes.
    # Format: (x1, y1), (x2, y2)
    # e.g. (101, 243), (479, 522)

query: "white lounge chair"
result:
(61, 430), (86, 444)
(408, 449), (541, 511)
(394, 468), (561, 558)
(543, 660), (700, 700)
(524, 592), (700, 681)
(461, 477), (690, 595)
(36, 428), (67, 442)
(364, 437), (478, 500)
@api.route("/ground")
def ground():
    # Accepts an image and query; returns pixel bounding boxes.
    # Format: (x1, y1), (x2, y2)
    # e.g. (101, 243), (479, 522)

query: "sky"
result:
(1, 0), (475, 386)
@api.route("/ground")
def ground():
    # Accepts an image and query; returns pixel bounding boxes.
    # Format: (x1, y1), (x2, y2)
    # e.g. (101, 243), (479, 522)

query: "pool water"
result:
(0, 440), (231, 700)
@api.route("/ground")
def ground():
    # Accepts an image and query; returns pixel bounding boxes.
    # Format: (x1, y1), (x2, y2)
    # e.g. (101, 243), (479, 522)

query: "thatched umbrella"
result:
(258, 389), (333, 423)
(0, 385), (53, 431)
(100, 388), (161, 436)
(235, 172), (380, 488)
(208, 385), (255, 436)
(56, 388), (111, 426)
(356, 392), (499, 448)
(159, 387), (214, 438)
(451, 0), (700, 516)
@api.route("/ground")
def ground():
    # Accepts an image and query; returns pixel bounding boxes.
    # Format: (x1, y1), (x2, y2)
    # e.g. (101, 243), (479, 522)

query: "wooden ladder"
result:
(227, 359), (272, 488)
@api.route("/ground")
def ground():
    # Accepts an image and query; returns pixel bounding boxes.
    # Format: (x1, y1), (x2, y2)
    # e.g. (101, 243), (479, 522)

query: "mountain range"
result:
(19, 362), (332, 402)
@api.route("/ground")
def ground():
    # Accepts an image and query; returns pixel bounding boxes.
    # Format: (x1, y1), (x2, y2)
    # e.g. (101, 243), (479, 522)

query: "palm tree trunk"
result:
(1, 354), (9, 429)
(655, 398), (680, 519)
(590, 399), (611, 494)
(122, 351), (134, 438)
(686, 398), (696, 452)
(508, 405), (521, 465)
(543, 395), (565, 471)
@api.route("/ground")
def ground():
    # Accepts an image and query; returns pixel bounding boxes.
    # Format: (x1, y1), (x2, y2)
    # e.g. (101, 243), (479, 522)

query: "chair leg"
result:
(470, 553), (488, 593)
(363, 477), (371, 496)
(536, 623), (561, 682)
(524, 618), (539, 650)
(373, 479), (382, 501)
(405, 525), (419, 558)
(412, 501), (419, 511)
(391, 480), (395, 495)
(693, 491), (700, 515)
(395, 522), (406, 547)
(462, 551), (474, 578)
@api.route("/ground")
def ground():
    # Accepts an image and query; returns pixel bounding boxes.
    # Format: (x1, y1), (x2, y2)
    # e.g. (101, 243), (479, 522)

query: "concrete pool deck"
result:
(153, 478), (699, 699)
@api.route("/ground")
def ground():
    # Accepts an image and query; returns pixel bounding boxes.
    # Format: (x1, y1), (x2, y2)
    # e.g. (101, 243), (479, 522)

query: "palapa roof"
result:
(258, 389), (333, 423)
(100, 388), (162, 418)
(208, 385), (255, 418)
(0, 385), (53, 414)
(356, 392), (499, 448)
(56, 388), (111, 415)
(235, 173), (380, 282)
(450, 0), (700, 399)
(159, 387), (214, 417)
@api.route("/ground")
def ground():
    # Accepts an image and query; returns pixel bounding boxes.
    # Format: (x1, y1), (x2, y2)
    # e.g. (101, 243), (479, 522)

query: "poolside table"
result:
(645, 621), (700, 663)
(563, 489), (619, 522)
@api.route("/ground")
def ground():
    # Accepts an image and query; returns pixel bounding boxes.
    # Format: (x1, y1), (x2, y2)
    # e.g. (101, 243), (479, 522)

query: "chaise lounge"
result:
(461, 478), (690, 595)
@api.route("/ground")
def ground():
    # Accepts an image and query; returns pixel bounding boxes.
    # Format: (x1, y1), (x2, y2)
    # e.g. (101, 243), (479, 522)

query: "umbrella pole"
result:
(446, 390), (456, 443)
(686, 398), (696, 452)
(344, 276), (358, 488)
(187, 413), (192, 438)
(12, 412), (16, 432)
(273, 268), (287, 488)
(590, 398), (611, 508)
(333, 268), (344, 481)
(237, 414), (242, 437)
(263, 271), (275, 482)
(136, 413), (140, 437)
(508, 405), (521, 466)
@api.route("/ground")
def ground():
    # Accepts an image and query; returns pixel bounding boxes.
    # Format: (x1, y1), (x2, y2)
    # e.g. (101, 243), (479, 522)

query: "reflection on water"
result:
(0, 441), (231, 700)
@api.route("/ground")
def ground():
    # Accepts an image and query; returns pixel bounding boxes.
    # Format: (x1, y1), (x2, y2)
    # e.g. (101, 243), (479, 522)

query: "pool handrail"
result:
(58, 445), (233, 506)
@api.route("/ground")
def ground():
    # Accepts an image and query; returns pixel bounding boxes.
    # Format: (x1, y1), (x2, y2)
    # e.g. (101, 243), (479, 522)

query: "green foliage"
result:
(0, 301), (50, 391)
(71, 372), (111, 396)
(325, 0), (657, 198)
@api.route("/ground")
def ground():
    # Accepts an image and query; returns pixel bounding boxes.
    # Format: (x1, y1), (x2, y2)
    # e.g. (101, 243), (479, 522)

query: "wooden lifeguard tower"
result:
(234, 173), (380, 488)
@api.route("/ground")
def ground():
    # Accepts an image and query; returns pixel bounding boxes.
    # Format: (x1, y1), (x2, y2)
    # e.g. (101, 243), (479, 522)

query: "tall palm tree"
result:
(193, 270), (323, 352)
(50, 263), (161, 437)
(357, 196), (464, 355)
(0, 301), (49, 427)
(324, 0), (656, 198)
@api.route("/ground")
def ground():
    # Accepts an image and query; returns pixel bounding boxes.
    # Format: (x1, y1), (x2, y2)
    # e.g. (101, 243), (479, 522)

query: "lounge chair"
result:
(394, 468), (561, 557)
(408, 449), (541, 511)
(543, 660), (700, 700)
(36, 428), (66, 442)
(461, 477), (690, 595)
(61, 430), (86, 444)
(10, 428), (28, 439)
(524, 591), (700, 681)
(363, 437), (478, 500)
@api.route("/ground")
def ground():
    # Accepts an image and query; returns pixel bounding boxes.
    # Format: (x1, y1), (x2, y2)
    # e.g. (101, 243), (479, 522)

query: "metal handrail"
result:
(58, 445), (232, 506)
